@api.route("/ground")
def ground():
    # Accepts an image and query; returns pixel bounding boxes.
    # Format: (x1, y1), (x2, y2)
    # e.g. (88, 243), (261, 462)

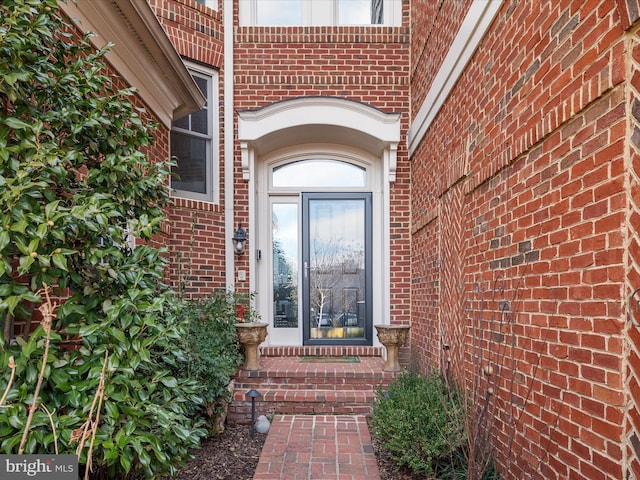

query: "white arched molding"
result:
(237, 97), (400, 182)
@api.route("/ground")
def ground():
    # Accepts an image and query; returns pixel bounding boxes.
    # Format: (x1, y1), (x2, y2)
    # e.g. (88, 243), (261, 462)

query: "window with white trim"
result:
(170, 65), (219, 203)
(239, 0), (400, 26)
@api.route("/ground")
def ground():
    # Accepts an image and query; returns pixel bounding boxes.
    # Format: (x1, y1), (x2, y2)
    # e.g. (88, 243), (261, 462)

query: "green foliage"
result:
(0, 287), (207, 479)
(0, 0), (207, 478)
(370, 371), (466, 475)
(0, 0), (169, 320)
(177, 291), (248, 426)
(435, 447), (500, 480)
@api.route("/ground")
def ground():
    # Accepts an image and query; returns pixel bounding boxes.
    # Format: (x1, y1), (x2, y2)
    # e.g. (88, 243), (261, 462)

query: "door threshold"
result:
(261, 345), (383, 357)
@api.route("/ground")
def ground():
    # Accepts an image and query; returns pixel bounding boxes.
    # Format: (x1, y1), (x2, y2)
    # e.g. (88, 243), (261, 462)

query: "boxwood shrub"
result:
(370, 371), (466, 475)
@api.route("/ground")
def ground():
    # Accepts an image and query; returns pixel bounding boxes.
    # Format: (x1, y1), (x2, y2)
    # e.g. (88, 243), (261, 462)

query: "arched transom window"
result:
(272, 159), (367, 188)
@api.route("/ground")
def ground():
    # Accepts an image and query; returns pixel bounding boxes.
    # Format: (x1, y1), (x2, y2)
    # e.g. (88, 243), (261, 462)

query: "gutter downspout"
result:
(224, 0), (235, 290)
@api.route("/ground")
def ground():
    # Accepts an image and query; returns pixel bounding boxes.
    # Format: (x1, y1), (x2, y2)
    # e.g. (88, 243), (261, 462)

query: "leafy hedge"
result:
(0, 285), (207, 479)
(370, 372), (466, 475)
(177, 291), (249, 428)
(0, 1), (210, 478)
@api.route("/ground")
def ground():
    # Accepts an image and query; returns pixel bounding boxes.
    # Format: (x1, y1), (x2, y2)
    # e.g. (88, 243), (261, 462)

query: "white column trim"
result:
(385, 144), (398, 182)
(240, 141), (254, 181)
(224, 0), (236, 290)
(407, 0), (503, 156)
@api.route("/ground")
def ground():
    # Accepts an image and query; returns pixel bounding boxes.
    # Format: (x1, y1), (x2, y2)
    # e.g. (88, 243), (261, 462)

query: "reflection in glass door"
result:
(302, 193), (372, 345)
(272, 203), (299, 329)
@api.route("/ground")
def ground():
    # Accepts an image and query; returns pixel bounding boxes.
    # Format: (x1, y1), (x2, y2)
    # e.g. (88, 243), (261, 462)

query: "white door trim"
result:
(238, 97), (401, 345)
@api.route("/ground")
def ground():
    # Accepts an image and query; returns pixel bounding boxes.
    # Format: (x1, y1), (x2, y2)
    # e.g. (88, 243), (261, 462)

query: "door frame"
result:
(239, 97), (400, 346)
(253, 144), (389, 347)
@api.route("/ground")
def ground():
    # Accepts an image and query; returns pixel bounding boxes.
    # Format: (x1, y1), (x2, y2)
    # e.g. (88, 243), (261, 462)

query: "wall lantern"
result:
(232, 223), (247, 255)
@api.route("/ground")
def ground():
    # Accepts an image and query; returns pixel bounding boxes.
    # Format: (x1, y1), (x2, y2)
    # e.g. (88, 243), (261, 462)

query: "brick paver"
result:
(253, 415), (381, 480)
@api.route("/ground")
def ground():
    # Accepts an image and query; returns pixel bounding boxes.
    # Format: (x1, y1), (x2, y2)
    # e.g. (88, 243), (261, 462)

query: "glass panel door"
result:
(302, 193), (372, 345)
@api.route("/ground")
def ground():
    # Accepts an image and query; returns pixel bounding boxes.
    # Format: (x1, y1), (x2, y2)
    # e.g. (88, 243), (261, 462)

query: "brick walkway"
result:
(253, 414), (381, 480)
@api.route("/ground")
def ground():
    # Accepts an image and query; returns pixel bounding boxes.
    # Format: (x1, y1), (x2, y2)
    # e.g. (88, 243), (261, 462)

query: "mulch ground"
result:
(170, 420), (421, 480)
(170, 424), (265, 480)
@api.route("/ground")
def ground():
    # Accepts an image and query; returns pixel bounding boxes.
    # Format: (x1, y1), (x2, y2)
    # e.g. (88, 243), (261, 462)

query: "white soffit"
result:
(59, 0), (204, 127)
(407, 0), (503, 157)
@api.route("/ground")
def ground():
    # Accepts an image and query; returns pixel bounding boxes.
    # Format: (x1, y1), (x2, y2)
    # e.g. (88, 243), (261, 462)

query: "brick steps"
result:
(230, 389), (375, 417)
(227, 347), (400, 424)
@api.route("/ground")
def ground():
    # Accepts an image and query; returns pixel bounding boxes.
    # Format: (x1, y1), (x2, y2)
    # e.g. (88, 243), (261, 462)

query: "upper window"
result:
(240, 0), (399, 26)
(170, 65), (219, 203)
(194, 0), (218, 10)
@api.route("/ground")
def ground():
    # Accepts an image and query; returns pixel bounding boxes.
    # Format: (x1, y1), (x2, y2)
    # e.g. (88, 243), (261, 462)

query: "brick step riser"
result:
(227, 384), (382, 424)
(234, 380), (394, 391)
(235, 372), (396, 381)
(232, 390), (377, 402)
(235, 370), (398, 382)
(227, 352), (400, 424)
(227, 400), (373, 424)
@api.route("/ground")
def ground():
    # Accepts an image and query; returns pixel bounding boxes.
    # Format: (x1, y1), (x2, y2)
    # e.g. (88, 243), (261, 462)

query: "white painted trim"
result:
(239, 97), (400, 142)
(238, 0), (401, 26)
(224, 0), (236, 290)
(256, 146), (384, 346)
(59, 0), (204, 127)
(407, 0), (503, 157)
(170, 63), (220, 204)
(196, 0), (218, 10)
(241, 98), (397, 346)
(238, 97), (400, 184)
(381, 151), (391, 332)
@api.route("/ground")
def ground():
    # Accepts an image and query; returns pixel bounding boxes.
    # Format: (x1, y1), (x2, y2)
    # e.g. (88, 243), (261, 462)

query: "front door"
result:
(302, 193), (372, 345)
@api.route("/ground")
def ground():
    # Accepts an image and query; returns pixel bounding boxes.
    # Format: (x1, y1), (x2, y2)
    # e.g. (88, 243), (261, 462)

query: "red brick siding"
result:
(626, 28), (640, 480)
(614, 0), (640, 30)
(410, 0), (471, 115)
(149, 0), (227, 294)
(233, 6), (412, 310)
(149, 0), (414, 308)
(410, 216), (441, 371)
(410, 1), (628, 478)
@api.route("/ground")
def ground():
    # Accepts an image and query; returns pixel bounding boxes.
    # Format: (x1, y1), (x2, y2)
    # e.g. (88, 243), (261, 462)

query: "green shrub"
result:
(0, 281), (208, 479)
(0, 0), (207, 477)
(177, 291), (251, 427)
(370, 371), (465, 475)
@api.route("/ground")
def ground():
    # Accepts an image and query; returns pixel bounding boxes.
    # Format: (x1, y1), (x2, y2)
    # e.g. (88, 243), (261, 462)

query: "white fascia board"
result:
(407, 0), (503, 157)
(238, 97), (401, 143)
(59, 0), (204, 127)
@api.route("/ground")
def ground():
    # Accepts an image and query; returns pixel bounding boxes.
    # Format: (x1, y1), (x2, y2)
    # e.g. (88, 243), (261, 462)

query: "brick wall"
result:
(626, 26), (640, 480)
(149, 0), (227, 295)
(149, 0), (414, 318)
(410, 1), (630, 478)
(233, 2), (412, 315)
(410, 0), (471, 114)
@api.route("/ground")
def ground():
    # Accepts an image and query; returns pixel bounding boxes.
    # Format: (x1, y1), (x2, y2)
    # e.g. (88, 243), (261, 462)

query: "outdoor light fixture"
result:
(245, 388), (262, 435)
(232, 223), (247, 255)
